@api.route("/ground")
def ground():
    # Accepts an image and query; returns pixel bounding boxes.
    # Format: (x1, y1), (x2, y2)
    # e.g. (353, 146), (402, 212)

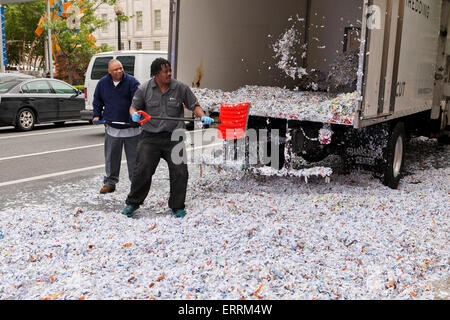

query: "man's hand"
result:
(201, 116), (214, 125)
(92, 117), (100, 125)
(131, 112), (142, 122)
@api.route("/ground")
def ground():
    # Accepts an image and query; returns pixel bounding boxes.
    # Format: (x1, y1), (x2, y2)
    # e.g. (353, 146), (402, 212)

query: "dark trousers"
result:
(104, 133), (139, 187)
(126, 131), (188, 210)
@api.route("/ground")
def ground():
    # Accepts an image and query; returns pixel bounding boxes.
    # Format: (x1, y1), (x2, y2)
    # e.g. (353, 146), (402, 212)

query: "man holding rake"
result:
(122, 58), (214, 218)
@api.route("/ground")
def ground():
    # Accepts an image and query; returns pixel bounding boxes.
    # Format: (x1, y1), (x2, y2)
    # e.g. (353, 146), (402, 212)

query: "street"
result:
(0, 122), (105, 198)
(0, 122), (221, 203)
(0, 123), (448, 300)
(1, 0), (449, 305)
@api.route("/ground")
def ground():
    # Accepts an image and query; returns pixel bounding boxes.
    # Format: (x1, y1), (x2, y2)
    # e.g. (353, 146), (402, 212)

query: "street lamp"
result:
(114, 4), (124, 50)
(127, 36), (132, 50)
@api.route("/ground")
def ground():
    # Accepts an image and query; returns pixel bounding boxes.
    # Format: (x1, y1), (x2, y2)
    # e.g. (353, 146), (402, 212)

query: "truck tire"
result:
(383, 122), (405, 189)
(16, 108), (36, 132)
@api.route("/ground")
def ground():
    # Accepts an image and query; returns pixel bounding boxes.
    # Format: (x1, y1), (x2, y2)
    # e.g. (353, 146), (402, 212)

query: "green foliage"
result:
(4, 0), (46, 68)
(5, 0), (126, 81)
(42, 1), (123, 82)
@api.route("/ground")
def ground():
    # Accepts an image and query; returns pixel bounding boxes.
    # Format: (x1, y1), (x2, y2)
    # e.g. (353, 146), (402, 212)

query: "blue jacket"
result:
(93, 73), (141, 129)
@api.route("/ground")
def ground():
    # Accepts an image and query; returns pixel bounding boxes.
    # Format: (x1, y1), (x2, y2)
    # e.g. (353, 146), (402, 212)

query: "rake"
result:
(93, 103), (251, 141)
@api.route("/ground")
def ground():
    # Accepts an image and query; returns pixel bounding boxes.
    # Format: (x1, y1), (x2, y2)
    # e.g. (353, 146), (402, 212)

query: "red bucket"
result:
(217, 103), (250, 140)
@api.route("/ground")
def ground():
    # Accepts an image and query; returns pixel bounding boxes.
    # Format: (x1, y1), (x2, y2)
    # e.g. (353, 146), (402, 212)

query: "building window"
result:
(136, 42), (142, 50)
(121, 42), (124, 50)
(154, 41), (160, 50)
(154, 10), (161, 30)
(101, 14), (108, 32)
(136, 11), (143, 31)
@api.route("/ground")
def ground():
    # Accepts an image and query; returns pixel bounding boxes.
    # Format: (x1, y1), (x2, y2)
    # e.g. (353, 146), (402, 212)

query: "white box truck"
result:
(80, 50), (168, 120)
(168, 0), (450, 189)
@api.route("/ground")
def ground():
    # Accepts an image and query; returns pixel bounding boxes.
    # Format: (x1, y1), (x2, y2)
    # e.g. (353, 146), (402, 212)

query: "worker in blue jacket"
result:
(93, 59), (141, 194)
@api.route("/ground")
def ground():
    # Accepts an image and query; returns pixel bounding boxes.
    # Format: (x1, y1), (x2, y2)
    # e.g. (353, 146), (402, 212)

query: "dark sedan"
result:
(0, 78), (85, 131)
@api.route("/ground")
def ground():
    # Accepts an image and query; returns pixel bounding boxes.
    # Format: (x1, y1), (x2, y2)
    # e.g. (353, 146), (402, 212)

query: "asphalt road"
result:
(0, 122), (221, 203)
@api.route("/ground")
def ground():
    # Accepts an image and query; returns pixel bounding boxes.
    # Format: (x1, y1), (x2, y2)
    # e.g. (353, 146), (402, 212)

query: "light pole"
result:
(46, 0), (53, 77)
(114, 4), (124, 51)
(0, 5), (5, 73)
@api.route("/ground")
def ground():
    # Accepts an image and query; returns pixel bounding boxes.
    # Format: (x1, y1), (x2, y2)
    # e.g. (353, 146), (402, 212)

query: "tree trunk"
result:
(68, 70), (73, 84)
(18, 39), (26, 70)
(27, 38), (40, 72)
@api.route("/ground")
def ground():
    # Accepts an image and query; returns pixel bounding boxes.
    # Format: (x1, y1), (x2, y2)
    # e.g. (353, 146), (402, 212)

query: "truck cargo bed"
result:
(193, 86), (358, 126)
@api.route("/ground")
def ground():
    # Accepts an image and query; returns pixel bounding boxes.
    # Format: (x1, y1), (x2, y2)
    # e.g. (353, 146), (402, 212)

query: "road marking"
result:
(0, 142), (225, 187)
(0, 128), (219, 161)
(0, 126), (103, 140)
(0, 164), (107, 187)
(0, 127), (214, 140)
(0, 144), (104, 162)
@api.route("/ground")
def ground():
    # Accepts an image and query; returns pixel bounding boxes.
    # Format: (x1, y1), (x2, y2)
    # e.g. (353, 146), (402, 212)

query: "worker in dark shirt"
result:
(122, 58), (214, 218)
(93, 59), (141, 194)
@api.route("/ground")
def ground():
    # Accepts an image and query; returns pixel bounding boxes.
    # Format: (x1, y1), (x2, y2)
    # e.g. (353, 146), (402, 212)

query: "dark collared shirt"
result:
(131, 78), (200, 133)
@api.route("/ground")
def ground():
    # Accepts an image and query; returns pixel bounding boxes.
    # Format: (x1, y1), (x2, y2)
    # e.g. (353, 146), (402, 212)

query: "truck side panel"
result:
(360, 0), (442, 126)
(177, 0), (306, 91)
(176, 0), (363, 92)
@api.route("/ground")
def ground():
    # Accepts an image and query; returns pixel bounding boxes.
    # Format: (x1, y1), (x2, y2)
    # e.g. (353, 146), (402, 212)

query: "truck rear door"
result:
(358, 0), (443, 127)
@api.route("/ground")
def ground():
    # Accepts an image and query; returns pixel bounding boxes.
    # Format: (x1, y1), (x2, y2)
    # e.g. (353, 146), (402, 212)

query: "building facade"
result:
(93, 0), (169, 51)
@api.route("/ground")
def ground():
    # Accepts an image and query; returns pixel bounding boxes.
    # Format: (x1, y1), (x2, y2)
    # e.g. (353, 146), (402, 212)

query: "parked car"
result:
(0, 78), (85, 131)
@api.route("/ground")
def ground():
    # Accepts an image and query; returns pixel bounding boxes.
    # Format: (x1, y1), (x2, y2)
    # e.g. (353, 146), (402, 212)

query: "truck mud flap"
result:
(341, 123), (389, 170)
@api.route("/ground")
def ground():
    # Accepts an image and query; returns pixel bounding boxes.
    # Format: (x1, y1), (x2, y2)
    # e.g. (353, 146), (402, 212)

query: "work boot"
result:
(122, 204), (140, 217)
(100, 185), (116, 194)
(171, 209), (186, 218)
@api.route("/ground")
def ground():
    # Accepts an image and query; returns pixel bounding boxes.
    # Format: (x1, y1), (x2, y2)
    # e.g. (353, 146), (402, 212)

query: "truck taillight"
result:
(84, 88), (87, 99)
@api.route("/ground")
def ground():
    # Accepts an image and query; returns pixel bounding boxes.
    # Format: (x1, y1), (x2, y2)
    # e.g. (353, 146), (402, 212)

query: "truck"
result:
(80, 50), (167, 121)
(168, 0), (450, 189)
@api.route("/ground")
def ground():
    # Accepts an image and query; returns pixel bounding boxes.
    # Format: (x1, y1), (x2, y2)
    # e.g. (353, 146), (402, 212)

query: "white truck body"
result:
(80, 50), (167, 120)
(170, 0), (448, 127)
(168, 0), (449, 188)
(360, 0), (447, 127)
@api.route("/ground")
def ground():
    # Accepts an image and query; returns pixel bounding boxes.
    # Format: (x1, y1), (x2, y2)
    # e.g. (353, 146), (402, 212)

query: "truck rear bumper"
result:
(80, 109), (93, 121)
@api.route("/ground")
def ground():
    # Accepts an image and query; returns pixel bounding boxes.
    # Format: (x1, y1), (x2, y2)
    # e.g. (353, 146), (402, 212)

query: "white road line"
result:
(0, 126), (103, 140)
(0, 144), (104, 162)
(0, 164), (107, 187)
(0, 142), (224, 187)
(1, 128), (219, 161)
(0, 127), (214, 140)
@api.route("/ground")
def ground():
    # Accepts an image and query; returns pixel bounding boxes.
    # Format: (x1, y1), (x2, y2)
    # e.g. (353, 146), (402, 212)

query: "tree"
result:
(4, 1), (46, 72)
(41, 0), (123, 84)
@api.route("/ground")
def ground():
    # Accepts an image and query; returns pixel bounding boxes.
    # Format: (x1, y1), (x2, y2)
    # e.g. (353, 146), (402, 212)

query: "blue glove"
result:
(131, 112), (142, 122)
(201, 116), (214, 125)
